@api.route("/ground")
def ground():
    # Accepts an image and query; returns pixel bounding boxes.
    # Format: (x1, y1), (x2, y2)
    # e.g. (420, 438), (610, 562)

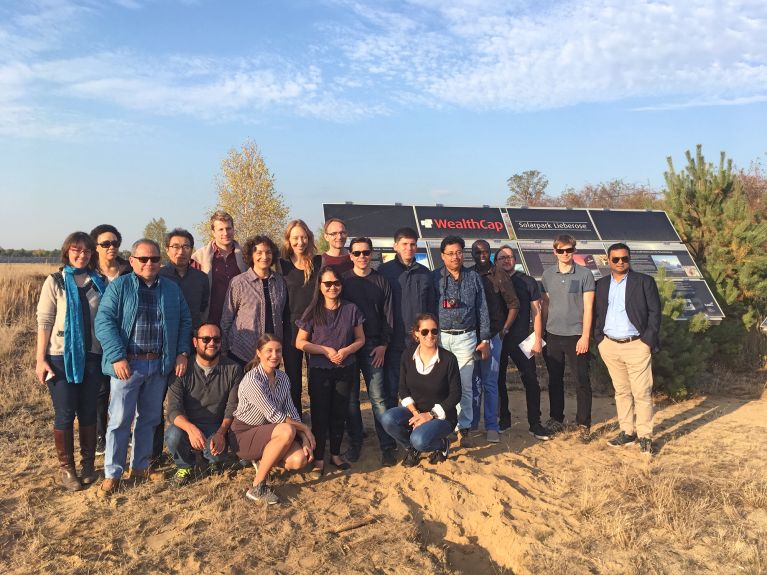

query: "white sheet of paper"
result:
(518, 332), (545, 359)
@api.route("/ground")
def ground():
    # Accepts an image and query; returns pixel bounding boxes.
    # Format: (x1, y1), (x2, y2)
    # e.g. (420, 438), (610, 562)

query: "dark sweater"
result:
(280, 255), (323, 342)
(399, 346), (462, 428)
(378, 257), (436, 349)
(341, 269), (393, 346)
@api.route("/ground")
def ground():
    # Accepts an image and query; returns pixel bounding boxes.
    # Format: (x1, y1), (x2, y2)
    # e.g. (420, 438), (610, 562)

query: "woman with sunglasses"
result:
(36, 232), (107, 490)
(89, 224), (132, 455)
(229, 334), (316, 504)
(295, 266), (365, 475)
(278, 219), (323, 414)
(220, 235), (287, 368)
(381, 313), (461, 467)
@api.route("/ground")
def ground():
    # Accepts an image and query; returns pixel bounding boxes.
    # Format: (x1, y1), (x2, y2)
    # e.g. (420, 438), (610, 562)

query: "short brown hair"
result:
(243, 235), (278, 268)
(553, 234), (576, 249)
(60, 232), (97, 270)
(210, 210), (234, 230)
(322, 218), (346, 234)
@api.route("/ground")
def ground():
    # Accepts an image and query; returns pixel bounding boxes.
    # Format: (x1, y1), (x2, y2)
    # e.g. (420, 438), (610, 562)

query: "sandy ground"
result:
(2, 383), (767, 575)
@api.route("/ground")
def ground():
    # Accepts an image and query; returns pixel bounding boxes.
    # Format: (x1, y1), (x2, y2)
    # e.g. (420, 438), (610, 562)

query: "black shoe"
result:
(344, 444), (361, 463)
(381, 448), (397, 467)
(95, 436), (106, 457)
(499, 419), (511, 432)
(528, 422), (552, 441)
(607, 431), (637, 447)
(545, 417), (566, 435)
(329, 457), (351, 471)
(457, 428), (472, 448)
(246, 481), (280, 505)
(402, 447), (421, 467)
(638, 437), (653, 456)
(428, 438), (450, 464)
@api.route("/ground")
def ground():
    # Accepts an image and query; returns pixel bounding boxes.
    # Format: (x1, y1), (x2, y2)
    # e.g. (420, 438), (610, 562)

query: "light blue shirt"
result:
(604, 273), (640, 339)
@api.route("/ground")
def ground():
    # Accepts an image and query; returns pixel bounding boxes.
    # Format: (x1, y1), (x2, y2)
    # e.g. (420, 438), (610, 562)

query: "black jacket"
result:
(379, 257), (436, 349)
(593, 270), (662, 352)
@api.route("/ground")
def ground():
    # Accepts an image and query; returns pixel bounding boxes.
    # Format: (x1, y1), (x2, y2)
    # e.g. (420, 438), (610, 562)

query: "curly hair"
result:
(243, 235), (278, 269)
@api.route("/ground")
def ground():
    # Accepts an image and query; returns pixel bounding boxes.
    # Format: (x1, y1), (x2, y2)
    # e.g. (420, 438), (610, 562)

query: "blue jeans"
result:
(165, 422), (227, 468)
(472, 334), (501, 432)
(348, 342), (397, 451)
(46, 355), (101, 429)
(439, 331), (477, 430)
(381, 407), (453, 452)
(104, 359), (168, 479)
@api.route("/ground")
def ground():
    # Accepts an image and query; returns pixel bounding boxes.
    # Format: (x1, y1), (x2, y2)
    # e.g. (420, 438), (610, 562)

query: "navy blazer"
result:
(593, 270), (662, 352)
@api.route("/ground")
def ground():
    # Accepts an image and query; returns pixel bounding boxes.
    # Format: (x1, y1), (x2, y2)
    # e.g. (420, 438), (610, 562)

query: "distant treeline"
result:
(0, 248), (59, 258)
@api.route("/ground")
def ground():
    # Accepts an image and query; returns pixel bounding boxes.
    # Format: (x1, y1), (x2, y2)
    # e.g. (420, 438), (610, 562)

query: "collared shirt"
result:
(166, 357), (242, 426)
(127, 279), (163, 355)
(433, 266), (491, 341)
(208, 245), (243, 325)
(412, 346), (440, 375)
(604, 273), (640, 339)
(159, 264), (210, 329)
(541, 262), (595, 336)
(233, 364), (300, 426)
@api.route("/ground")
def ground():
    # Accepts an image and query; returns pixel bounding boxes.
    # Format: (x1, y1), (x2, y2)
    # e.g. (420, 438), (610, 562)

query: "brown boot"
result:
(54, 428), (82, 492)
(126, 467), (164, 483)
(97, 477), (120, 498)
(79, 425), (99, 485)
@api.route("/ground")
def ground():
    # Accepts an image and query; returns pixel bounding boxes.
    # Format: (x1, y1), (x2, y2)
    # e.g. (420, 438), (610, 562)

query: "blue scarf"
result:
(63, 266), (106, 383)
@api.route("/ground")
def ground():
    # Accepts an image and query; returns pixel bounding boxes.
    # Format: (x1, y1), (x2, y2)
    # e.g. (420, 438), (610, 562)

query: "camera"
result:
(442, 298), (458, 309)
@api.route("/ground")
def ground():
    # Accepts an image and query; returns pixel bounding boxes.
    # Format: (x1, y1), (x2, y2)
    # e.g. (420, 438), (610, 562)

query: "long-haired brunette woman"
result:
(278, 219), (322, 414)
(295, 266), (364, 475)
(36, 232), (107, 490)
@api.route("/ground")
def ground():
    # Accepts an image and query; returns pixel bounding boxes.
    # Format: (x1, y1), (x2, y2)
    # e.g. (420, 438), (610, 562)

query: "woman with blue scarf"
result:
(36, 232), (107, 491)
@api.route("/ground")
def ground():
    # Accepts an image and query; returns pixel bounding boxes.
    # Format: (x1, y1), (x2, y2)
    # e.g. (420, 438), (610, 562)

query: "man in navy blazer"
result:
(594, 243), (661, 455)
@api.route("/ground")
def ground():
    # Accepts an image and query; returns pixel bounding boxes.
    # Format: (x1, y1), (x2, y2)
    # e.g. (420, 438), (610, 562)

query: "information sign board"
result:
(624, 243), (702, 278)
(589, 210), (679, 242)
(323, 204), (417, 238)
(670, 280), (725, 320)
(506, 208), (599, 241)
(518, 240), (609, 280)
(415, 206), (508, 239)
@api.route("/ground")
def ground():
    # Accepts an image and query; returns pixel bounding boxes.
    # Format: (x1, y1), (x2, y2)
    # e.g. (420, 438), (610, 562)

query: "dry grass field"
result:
(1, 264), (766, 574)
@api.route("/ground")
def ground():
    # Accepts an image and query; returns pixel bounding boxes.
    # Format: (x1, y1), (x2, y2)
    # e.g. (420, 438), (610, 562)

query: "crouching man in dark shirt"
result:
(165, 323), (243, 486)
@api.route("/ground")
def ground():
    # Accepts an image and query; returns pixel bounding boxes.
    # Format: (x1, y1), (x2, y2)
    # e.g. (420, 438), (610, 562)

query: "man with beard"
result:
(164, 323), (243, 486)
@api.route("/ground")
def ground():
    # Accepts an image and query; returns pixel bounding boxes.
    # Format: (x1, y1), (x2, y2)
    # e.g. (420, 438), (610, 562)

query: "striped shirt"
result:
(232, 364), (300, 426)
(127, 279), (163, 355)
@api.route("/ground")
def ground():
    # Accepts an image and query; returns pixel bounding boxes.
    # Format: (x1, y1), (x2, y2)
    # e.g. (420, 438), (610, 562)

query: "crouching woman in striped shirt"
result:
(228, 334), (316, 504)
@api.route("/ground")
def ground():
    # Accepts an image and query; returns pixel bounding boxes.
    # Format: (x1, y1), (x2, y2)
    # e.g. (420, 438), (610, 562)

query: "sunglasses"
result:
(351, 250), (372, 257)
(133, 256), (161, 263)
(555, 247), (575, 254)
(419, 328), (439, 336)
(611, 256), (630, 263)
(321, 280), (342, 288)
(196, 336), (221, 344)
(97, 240), (120, 249)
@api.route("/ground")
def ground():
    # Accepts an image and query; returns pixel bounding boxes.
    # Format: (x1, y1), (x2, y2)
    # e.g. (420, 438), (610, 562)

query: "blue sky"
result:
(1, 0), (765, 249)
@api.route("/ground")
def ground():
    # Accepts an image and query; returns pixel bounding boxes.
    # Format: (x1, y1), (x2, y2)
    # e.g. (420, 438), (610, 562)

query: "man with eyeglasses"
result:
(594, 243), (661, 456)
(165, 323), (242, 486)
(540, 234), (595, 442)
(95, 239), (192, 496)
(321, 218), (353, 275)
(433, 235), (491, 448)
(341, 237), (396, 465)
(469, 240), (519, 443)
(160, 228), (209, 330)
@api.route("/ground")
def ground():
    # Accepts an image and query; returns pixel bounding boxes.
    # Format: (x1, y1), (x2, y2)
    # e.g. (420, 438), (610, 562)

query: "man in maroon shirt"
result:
(191, 211), (248, 325)
(321, 218), (353, 275)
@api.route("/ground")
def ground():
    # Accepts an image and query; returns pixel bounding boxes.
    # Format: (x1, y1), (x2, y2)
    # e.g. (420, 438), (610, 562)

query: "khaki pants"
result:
(598, 338), (654, 438)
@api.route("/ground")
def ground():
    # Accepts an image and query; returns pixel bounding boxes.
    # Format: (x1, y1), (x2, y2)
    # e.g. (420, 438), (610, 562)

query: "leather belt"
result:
(127, 352), (161, 360)
(605, 335), (641, 344)
(441, 328), (471, 335)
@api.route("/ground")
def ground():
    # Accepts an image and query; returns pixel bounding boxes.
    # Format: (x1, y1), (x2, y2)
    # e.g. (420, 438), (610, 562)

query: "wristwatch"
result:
(429, 409), (440, 419)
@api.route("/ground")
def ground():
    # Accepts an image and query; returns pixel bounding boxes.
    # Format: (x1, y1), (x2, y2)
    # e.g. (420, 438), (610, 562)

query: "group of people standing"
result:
(35, 210), (661, 505)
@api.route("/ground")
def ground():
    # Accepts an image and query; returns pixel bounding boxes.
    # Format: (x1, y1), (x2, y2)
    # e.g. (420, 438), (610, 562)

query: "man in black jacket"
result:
(593, 243), (661, 455)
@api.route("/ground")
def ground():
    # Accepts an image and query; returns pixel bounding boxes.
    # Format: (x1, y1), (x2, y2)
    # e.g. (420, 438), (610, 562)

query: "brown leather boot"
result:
(54, 428), (82, 492)
(78, 425), (99, 485)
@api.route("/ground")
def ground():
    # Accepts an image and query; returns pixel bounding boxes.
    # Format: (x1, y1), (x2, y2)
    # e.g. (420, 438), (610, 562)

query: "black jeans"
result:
(308, 363), (355, 461)
(498, 335), (541, 428)
(46, 355), (101, 429)
(95, 372), (111, 440)
(543, 333), (592, 427)
(282, 337), (307, 416)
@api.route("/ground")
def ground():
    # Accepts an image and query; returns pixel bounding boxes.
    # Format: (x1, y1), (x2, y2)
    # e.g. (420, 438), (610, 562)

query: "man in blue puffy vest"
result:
(95, 238), (191, 496)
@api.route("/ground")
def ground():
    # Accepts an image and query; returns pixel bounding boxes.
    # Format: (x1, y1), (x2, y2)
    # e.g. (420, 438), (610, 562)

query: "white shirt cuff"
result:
(401, 397), (414, 408)
(431, 404), (446, 420)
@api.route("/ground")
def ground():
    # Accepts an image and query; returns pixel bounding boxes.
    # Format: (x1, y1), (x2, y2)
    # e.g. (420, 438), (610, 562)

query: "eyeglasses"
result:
(611, 256), (630, 263)
(97, 240), (120, 249)
(132, 256), (161, 263)
(196, 336), (221, 344)
(326, 231), (347, 237)
(321, 280), (342, 288)
(169, 244), (192, 251)
(496, 255), (513, 262)
(443, 251), (463, 258)
(351, 250), (372, 257)
(555, 247), (575, 254)
(419, 328), (439, 336)
(69, 247), (92, 255)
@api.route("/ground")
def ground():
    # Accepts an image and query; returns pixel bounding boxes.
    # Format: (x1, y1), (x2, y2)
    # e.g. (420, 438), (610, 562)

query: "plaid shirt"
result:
(127, 279), (164, 355)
